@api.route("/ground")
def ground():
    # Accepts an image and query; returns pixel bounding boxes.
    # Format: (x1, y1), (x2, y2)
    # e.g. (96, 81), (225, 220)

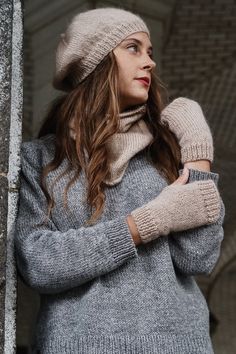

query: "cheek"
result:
(117, 58), (134, 79)
(118, 66), (129, 82)
(117, 70), (130, 94)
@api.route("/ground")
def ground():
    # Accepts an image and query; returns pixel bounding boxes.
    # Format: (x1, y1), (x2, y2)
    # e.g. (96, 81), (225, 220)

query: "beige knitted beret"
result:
(53, 7), (150, 91)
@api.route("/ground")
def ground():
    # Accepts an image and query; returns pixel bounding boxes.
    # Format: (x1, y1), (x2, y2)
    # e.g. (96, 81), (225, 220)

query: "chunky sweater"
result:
(14, 134), (225, 354)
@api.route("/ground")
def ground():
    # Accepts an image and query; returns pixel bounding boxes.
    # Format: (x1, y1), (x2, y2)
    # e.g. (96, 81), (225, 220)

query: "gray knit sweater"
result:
(15, 134), (225, 354)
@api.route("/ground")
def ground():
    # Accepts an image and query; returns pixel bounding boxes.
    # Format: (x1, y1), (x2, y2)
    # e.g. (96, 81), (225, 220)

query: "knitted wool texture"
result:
(131, 179), (221, 244)
(161, 97), (214, 163)
(69, 104), (153, 186)
(105, 105), (153, 185)
(53, 7), (150, 91)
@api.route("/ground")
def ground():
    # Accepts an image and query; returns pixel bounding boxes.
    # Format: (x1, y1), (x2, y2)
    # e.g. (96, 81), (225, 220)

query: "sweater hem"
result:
(34, 332), (214, 354)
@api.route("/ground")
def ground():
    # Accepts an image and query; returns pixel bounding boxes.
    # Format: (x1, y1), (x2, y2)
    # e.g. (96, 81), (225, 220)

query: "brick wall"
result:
(162, 0), (236, 150)
(161, 1), (236, 351)
(162, 0), (236, 93)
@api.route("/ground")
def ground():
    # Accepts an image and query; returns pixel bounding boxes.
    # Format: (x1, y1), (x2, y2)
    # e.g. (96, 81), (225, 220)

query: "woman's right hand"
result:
(130, 168), (221, 244)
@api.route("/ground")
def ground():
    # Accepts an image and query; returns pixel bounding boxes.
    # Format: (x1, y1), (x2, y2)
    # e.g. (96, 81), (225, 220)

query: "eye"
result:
(127, 44), (138, 53)
(147, 49), (154, 59)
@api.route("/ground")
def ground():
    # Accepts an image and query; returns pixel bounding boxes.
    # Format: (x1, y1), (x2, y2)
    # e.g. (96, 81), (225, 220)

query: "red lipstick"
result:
(135, 77), (150, 87)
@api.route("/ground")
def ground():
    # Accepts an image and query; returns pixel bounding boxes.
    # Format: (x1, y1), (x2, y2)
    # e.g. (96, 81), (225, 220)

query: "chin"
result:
(131, 93), (148, 105)
(135, 97), (148, 105)
(121, 93), (149, 111)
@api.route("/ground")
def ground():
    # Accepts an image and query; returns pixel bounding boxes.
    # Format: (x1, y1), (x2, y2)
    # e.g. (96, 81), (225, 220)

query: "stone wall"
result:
(0, 0), (23, 353)
(0, 2), (13, 352)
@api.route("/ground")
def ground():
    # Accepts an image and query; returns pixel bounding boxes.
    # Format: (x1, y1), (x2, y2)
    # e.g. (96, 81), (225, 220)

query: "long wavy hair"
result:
(39, 51), (181, 226)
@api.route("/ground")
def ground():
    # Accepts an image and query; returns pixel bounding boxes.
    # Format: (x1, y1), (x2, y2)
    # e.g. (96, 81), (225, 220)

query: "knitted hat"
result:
(53, 7), (150, 91)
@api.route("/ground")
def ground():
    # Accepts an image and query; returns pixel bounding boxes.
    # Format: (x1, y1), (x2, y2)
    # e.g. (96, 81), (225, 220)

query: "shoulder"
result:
(21, 134), (56, 173)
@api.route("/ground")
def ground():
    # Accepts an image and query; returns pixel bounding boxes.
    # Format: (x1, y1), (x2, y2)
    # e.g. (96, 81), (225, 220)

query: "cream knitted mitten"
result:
(161, 97), (213, 164)
(130, 180), (221, 244)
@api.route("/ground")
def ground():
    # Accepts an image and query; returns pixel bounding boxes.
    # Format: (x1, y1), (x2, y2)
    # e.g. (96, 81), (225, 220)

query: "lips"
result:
(135, 77), (150, 86)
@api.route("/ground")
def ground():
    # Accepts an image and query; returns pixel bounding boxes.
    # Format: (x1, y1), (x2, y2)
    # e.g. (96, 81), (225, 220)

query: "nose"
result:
(142, 55), (156, 71)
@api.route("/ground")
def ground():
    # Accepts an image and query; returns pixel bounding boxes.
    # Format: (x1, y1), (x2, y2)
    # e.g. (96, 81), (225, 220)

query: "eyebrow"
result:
(122, 38), (153, 51)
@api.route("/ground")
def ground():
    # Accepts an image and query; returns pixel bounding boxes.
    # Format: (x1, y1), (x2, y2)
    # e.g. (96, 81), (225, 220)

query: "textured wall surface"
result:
(0, 0), (23, 353)
(162, 0), (236, 149)
(0, 1), (13, 352)
(5, 0), (23, 353)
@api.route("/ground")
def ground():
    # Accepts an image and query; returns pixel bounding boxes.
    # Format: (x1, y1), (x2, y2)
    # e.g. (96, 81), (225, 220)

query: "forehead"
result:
(122, 32), (152, 46)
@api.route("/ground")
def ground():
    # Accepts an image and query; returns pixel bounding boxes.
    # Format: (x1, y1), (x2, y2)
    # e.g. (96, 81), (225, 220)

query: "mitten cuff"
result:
(179, 168), (219, 185)
(198, 180), (221, 223)
(130, 206), (160, 244)
(181, 143), (214, 164)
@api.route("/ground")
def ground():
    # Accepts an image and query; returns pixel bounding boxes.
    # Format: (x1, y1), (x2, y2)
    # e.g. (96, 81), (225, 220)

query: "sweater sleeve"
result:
(14, 141), (138, 295)
(168, 168), (225, 276)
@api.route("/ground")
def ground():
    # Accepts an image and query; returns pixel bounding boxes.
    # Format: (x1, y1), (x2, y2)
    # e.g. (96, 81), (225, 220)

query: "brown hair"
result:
(39, 52), (181, 226)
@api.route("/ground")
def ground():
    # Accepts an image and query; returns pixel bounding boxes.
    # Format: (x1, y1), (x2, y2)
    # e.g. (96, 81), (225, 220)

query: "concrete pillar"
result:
(0, 0), (23, 353)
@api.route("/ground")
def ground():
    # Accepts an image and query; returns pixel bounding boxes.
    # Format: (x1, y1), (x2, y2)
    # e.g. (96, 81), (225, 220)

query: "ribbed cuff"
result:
(107, 218), (138, 264)
(181, 143), (213, 163)
(198, 180), (221, 223)
(130, 206), (159, 244)
(39, 333), (214, 354)
(179, 168), (219, 185)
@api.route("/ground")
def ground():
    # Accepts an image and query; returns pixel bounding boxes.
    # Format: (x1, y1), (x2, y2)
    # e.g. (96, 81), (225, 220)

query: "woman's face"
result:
(113, 32), (156, 112)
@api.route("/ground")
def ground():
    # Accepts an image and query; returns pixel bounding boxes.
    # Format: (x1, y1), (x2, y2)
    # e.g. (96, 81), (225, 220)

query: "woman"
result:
(15, 7), (224, 354)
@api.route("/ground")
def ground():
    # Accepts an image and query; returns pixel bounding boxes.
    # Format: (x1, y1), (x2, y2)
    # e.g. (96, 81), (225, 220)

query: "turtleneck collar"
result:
(69, 104), (154, 186)
(104, 103), (154, 186)
(119, 104), (147, 118)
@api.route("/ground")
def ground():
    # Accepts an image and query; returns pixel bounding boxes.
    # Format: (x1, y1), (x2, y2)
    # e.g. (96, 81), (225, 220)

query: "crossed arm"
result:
(128, 98), (224, 276)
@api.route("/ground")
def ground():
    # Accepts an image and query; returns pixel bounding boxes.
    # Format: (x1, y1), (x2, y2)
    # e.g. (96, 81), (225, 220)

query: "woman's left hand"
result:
(161, 97), (214, 165)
